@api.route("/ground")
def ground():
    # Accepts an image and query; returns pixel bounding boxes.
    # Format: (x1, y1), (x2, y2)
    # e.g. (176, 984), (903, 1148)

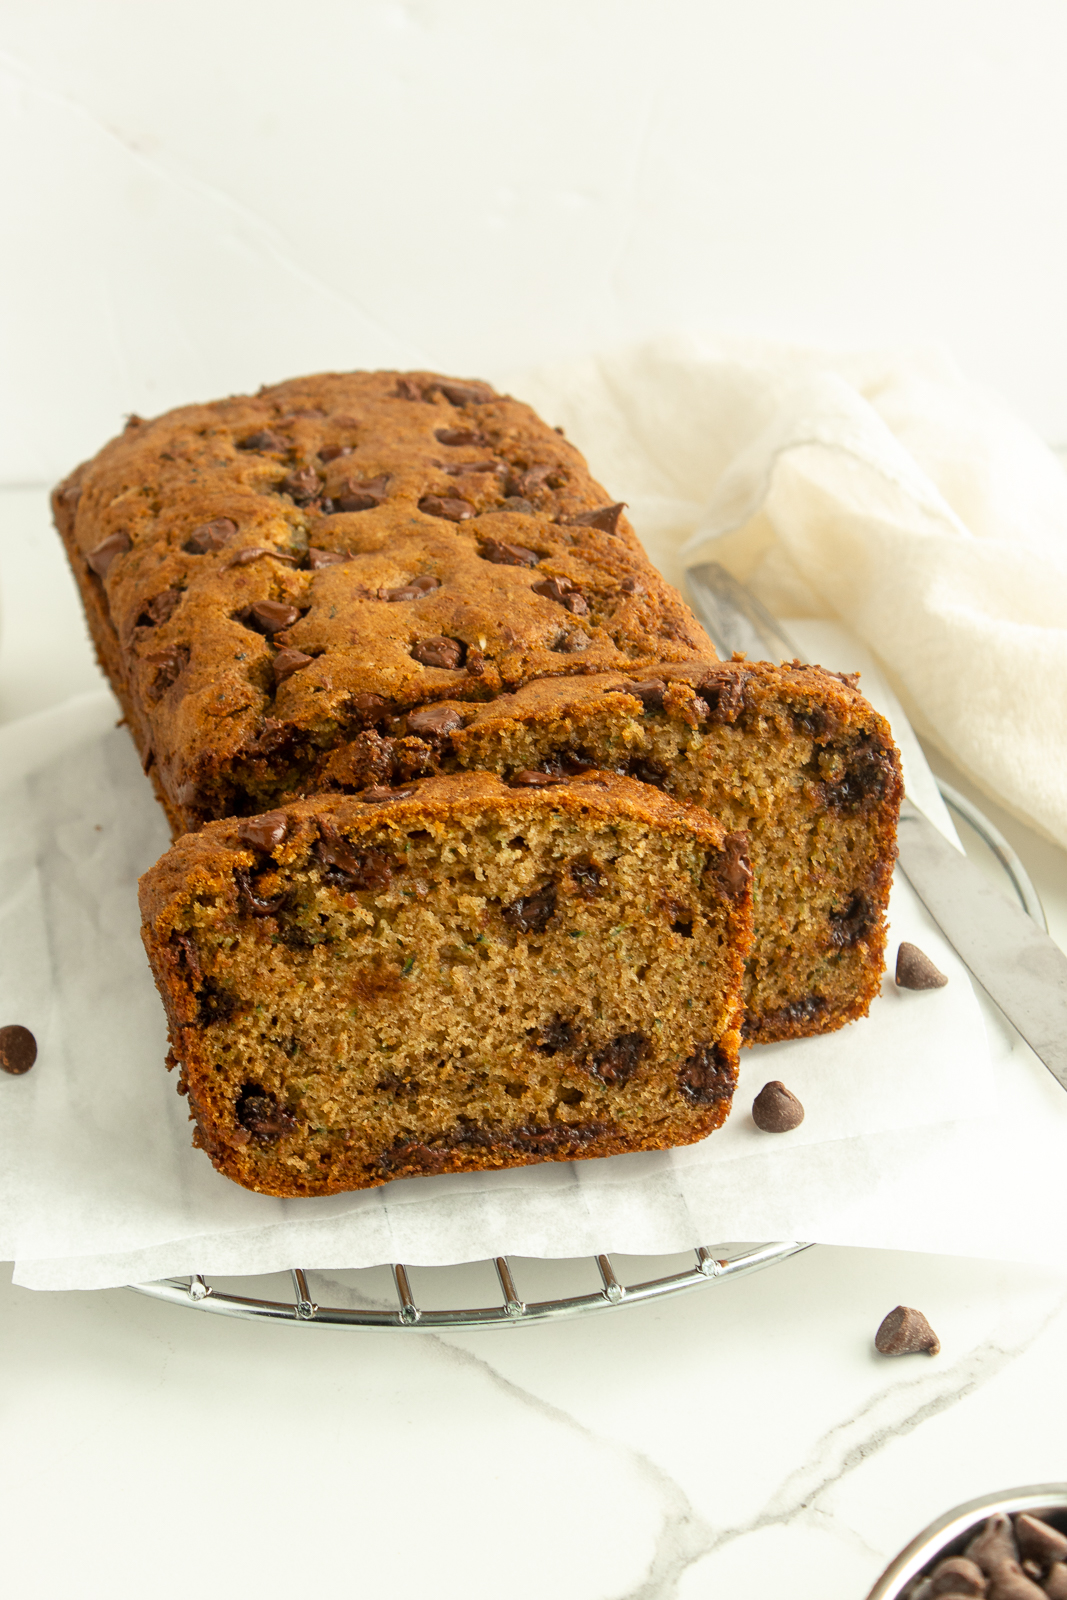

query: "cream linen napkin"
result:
(510, 335), (1067, 850)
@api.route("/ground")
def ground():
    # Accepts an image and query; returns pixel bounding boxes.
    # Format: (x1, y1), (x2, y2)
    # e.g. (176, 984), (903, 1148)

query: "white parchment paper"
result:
(5, 620), (1047, 1290)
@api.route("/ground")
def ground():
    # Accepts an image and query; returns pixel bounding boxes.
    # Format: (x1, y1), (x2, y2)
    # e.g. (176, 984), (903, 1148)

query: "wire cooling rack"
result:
(127, 778), (1044, 1331)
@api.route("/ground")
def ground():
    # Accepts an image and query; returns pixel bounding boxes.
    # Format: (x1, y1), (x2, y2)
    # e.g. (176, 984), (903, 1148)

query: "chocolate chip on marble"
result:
(318, 444), (353, 462)
(273, 648), (314, 684)
(0, 1025), (37, 1075)
(183, 517), (237, 554)
(435, 428), (486, 446)
(418, 494), (474, 522)
(240, 600), (302, 635)
(334, 475), (388, 512)
(237, 429), (288, 453)
(502, 881), (558, 935)
(382, 574), (441, 602)
(927, 1556), (988, 1596)
(1015, 1516), (1067, 1567)
(532, 575), (589, 616)
(406, 704), (463, 738)
(751, 1080), (805, 1132)
(625, 678), (667, 711)
(86, 530), (132, 577)
(411, 636), (465, 669)
(874, 1304), (941, 1357)
(557, 502), (626, 535)
(896, 942), (949, 990)
(238, 811), (290, 854)
(509, 770), (568, 788)
(279, 467), (323, 504)
(479, 538), (540, 567)
(306, 546), (351, 570)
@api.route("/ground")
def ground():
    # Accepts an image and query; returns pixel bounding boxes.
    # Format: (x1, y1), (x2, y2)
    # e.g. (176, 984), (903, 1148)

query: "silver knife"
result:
(686, 560), (1067, 1093)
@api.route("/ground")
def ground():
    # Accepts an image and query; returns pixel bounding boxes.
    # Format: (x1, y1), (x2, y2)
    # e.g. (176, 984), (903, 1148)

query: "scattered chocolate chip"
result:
(237, 429), (288, 452)
(590, 1031), (646, 1086)
(1014, 1517), (1067, 1569)
(411, 636), (465, 669)
(625, 678), (667, 711)
(896, 942), (949, 990)
(183, 517), (237, 554)
(926, 1556), (988, 1596)
(137, 588), (183, 628)
(238, 811), (290, 854)
(273, 648), (314, 683)
(874, 1304), (940, 1357)
(532, 575), (589, 615)
(418, 494), (474, 522)
(146, 643), (189, 698)
(334, 474), (389, 512)
(279, 466), (322, 504)
(751, 1080), (805, 1132)
(406, 704), (463, 738)
(678, 1044), (735, 1105)
(360, 786), (415, 802)
(435, 428), (486, 446)
(234, 867), (287, 917)
(382, 574), (442, 602)
(235, 1085), (297, 1144)
(306, 546), (350, 569)
(435, 379), (494, 406)
(240, 600), (302, 635)
(509, 770), (568, 788)
(86, 530), (132, 577)
(318, 444), (354, 462)
(557, 502), (626, 535)
(502, 881), (558, 934)
(479, 538), (540, 567)
(0, 1024), (37, 1075)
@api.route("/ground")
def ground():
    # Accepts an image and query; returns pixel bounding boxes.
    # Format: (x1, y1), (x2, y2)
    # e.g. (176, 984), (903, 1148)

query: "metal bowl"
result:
(865, 1484), (1067, 1599)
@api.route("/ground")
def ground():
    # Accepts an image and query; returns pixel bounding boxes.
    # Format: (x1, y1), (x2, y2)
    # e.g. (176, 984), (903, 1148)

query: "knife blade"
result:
(685, 559), (1067, 1092)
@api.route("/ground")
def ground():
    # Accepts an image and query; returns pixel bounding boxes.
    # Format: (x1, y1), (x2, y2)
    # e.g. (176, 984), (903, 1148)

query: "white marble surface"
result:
(4, 8), (1067, 1593)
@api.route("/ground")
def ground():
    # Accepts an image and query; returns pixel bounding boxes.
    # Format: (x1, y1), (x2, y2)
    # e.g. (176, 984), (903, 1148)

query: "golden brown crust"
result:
(140, 772), (750, 1197)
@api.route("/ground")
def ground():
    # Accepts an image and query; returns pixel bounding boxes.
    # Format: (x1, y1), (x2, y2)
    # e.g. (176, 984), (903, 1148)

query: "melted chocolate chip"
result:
(235, 1084), (297, 1144)
(568, 858), (604, 898)
(479, 538), (540, 567)
(619, 576), (642, 594)
(306, 547), (350, 569)
(506, 464), (553, 499)
(628, 757), (668, 788)
(235, 868), (288, 917)
(532, 1015), (579, 1056)
(589, 1031), (646, 1086)
(502, 496), (535, 514)
(196, 979), (237, 1026)
(625, 679), (667, 711)
(406, 704), (463, 738)
(134, 588), (182, 629)
(502, 881), (557, 934)
(708, 835), (752, 900)
(697, 668), (748, 725)
(830, 891), (875, 948)
(382, 574), (441, 602)
(146, 643), (190, 698)
(678, 1043), (735, 1105)
(551, 629), (590, 654)
(392, 378), (426, 401)
(509, 770), (568, 788)
(315, 821), (397, 890)
(435, 379), (494, 406)
(237, 429), (288, 453)
(239, 600), (302, 635)
(225, 546), (299, 568)
(557, 502), (626, 535)
(333, 474), (389, 512)
(0, 1024), (37, 1075)
(435, 427), (486, 446)
(874, 1305), (940, 1356)
(360, 786), (415, 802)
(279, 467), (322, 504)
(418, 494), (474, 522)
(238, 812), (290, 854)
(411, 636), (465, 670)
(743, 994), (827, 1040)
(318, 444), (353, 462)
(350, 692), (388, 722)
(183, 517), (237, 555)
(822, 736), (897, 811)
(273, 648), (314, 684)
(86, 531), (132, 578)
(532, 575), (589, 615)
(895, 942), (948, 989)
(751, 1080), (805, 1132)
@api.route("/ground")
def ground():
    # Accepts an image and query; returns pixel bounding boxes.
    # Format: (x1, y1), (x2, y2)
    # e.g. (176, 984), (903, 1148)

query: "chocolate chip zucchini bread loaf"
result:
(54, 368), (901, 1047)
(139, 773), (752, 1196)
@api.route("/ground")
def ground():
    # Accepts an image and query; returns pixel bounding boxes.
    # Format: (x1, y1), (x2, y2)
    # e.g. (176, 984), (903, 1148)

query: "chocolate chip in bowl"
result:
(865, 1486), (1067, 1600)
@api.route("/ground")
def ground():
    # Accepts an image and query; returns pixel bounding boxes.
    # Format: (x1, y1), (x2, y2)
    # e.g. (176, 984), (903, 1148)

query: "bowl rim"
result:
(865, 1482), (1067, 1599)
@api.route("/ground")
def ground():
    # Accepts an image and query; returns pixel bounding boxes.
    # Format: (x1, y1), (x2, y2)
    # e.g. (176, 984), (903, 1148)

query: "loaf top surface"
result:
(54, 371), (717, 804)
